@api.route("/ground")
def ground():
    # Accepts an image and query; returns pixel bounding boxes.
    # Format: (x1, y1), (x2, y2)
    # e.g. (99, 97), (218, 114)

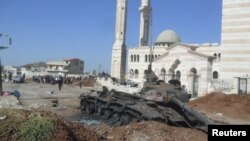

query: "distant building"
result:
(63, 58), (84, 75)
(46, 61), (68, 76)
(3, 66), (17, 75)
(47, 58), (84, 77)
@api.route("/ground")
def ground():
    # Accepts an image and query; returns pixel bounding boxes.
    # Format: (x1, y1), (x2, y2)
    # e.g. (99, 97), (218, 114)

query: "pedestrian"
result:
(79, 81), (83, 89)
(8, 72), (12, 83)
(58, 75), (63, 91)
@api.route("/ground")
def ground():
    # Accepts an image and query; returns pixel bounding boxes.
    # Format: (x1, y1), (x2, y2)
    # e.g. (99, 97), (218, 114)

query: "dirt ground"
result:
(1, 82), (250, 141)
(189, 92), (250, 124)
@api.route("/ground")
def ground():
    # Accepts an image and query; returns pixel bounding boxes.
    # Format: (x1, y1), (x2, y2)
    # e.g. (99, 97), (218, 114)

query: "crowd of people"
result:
(32, 75), (84, 91)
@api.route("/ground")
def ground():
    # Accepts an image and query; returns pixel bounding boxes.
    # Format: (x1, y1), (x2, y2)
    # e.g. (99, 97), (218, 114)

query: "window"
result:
(134, 55), (136, 62)
(130, 69), (134, 77)
(131, 55), (133, 62)
(135, 69), (139, 78)
(213, 71), (219, 79)
(214, 53), (217, 57)
(218, 53), (221, 61)
(137, 55), (140, 62)
(145, 55), (147, 62)
(161, 68), (166, 81)
(176, 71), (181, 80)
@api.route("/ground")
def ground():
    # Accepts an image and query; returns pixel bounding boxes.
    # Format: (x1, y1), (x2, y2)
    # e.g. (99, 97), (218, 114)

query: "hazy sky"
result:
(0, 0), (222, 72)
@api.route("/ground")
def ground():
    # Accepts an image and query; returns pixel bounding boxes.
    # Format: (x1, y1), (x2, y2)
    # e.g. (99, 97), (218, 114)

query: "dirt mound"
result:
(189, 92), (250, 120)
(0, 109), (102, 141)
(82, 78), (96, 87)
(90, 121), (207, 141)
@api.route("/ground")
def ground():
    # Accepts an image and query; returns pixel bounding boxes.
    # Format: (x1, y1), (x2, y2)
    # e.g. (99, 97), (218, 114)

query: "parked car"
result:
(12, 75), (24, 83)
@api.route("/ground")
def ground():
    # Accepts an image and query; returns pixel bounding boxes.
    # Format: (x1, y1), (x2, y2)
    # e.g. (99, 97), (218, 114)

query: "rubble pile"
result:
(0, 109), (102, 141)
(82, 78), (96, 87)
(89, 121), (207, 141)
(189, 92), (250, 121)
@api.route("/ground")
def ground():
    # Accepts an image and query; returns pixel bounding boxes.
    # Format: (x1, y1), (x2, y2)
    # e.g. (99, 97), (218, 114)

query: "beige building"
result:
(47, 58), (84, 76)
(111, 0), (250, 97)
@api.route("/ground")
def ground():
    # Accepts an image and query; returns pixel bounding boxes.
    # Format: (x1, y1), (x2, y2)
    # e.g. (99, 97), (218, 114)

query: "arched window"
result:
(213, 71), (219, 79)
(131, 55), (133, 62)
(218, 53), (221, 58)
(130, 69), (134, 77)
(176, 71), (181, 80)
(135, 69), (139, 78)
(133, 55), (136, 62)
(137, 55), (140, 62)
(145, 55), (147, 62)
(214, 53), (217, 57)
(151, 55), (154, 61)
(161, 68), (166, 81)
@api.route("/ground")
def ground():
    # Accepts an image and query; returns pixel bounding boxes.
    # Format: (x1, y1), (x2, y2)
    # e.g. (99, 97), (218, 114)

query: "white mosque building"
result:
(111, 0), (250, 97)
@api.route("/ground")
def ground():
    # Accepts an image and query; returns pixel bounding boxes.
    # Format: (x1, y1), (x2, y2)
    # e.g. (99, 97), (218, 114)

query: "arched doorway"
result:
(213, 71), (218, 79)
(176, 71), (181, 80)
(135, 69), (139, 78)
(160, 68), (166, 81)
(190, 68), (198, 98)
(130, 69), (134, 78)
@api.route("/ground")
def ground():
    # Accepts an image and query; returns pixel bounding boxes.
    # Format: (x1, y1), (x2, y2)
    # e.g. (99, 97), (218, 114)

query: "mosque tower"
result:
(139, 0), (152, 46)
(220, 0), (250, 80)
(111, 0), (127, 81)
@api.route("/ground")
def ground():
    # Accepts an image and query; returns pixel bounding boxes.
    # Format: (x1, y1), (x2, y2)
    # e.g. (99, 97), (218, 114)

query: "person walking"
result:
(58, 75), (63, 91)
(79, 81), (83, 89)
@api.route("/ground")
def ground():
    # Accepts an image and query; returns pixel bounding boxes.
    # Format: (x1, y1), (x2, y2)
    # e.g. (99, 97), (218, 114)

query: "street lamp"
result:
(0, 33), (12, 95)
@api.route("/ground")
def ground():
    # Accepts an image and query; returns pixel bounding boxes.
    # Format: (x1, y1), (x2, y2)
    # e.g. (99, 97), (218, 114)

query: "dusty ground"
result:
(189, 92), (250, 124)
(1, 82), (250, 141)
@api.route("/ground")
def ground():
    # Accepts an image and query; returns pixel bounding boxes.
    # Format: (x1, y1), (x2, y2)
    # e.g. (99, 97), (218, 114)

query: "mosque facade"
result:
(111, 0), (250, 97)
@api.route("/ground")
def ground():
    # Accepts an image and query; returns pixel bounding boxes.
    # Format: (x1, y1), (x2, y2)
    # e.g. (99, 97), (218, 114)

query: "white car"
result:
(12, 75), (24, 83)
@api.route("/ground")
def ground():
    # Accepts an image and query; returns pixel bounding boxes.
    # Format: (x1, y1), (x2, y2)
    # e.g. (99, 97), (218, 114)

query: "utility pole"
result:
(98, 64), (101, 75)
(0, 34), (12, 95)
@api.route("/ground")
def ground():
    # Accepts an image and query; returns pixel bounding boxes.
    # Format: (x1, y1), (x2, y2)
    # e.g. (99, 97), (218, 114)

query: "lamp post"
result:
(0, 33), (12, 95)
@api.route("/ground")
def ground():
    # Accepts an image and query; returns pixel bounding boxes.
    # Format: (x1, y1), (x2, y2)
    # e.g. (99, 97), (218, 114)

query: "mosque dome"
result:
(155, 29), (181, 46)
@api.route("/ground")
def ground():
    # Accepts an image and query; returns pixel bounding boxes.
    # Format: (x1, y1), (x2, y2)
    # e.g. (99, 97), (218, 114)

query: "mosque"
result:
(111, 0), (250, 97)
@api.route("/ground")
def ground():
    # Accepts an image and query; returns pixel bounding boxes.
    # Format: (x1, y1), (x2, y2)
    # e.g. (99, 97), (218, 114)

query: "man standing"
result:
(58, 75), (63, 91)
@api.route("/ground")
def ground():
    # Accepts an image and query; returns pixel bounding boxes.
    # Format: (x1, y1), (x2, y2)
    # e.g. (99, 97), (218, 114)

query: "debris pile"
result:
(82, 78), (96, 87)
(0, 109), (102, 141)
(89, 121), (207, 141)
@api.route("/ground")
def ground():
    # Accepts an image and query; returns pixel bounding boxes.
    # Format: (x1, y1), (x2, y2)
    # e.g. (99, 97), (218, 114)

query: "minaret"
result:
(111, 0), (127, 81)
(139, 0), (152, 46)
(220, 0), (250, 79)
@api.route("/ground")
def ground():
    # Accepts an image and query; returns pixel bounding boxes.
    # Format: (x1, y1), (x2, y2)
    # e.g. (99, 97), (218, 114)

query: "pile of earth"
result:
(88, 121), (207, 141)
(82, 78), (96, 87)
(189, 92), (250, 121)
(0, 109), (103, 141)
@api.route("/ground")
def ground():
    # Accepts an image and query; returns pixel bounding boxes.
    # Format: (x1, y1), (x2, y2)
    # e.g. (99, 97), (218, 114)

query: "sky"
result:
(0, 0), (222, 73)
